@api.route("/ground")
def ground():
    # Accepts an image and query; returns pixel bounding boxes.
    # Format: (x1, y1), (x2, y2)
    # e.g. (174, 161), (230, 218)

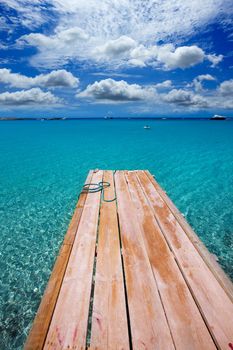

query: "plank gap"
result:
(25, 170), (233, 350)
(43, 170), (103, 349)
(24, 171), (94, 350)
(136, 171), (219, 349)
(144, 170), (233, 303)
(113, 172), (133, 350)
(173, 256), (219, 349)
(85, 188), (103, 349)
(115, 171), (175, 348)
(126, 172), (177, 350)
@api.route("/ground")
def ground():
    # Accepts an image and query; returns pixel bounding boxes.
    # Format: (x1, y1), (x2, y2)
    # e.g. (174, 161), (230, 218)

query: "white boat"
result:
(144, 125), (151, 129)
(210, 114), (226, 120)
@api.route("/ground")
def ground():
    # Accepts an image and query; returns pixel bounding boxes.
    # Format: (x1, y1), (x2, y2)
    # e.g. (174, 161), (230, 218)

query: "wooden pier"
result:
(25, 170), (233, 350)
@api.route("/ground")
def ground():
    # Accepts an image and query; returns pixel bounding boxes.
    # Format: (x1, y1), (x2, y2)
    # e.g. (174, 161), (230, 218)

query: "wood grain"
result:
(115, 171), (175, 350)
(25, 169), (233, 350)
(44, 170), (103, 350)
(126, 171), (216, 350)
(24, 171), (94, 350)
(137, 170), (233, 350)
(90, 171), (129, 349)
(145, 170), (233, 303)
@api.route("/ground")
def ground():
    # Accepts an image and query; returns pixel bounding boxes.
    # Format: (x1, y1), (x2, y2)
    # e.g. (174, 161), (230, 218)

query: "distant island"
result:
(0, 117), (67, 121)
(0, 116), (232, 121)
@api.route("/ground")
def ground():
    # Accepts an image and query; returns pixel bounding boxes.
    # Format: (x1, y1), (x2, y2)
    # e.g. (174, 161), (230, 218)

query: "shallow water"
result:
(0, 119), (232, 349)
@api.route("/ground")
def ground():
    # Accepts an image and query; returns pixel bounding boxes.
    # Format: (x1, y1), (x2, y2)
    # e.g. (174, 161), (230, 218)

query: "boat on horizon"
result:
(210, 114), (226, 120)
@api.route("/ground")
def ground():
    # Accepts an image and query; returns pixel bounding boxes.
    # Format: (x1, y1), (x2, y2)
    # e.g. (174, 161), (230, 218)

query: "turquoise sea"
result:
(0, 119), (233, 349)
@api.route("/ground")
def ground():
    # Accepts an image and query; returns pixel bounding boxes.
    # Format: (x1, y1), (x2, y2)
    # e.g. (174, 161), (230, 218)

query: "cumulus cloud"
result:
(76, 77), (233, 111)
(130, 44), (222, 70)
(18, 27), (90, 67)
(95, 36), (137, 58)
(154, 80), (173, 89)
(129, 45), (157, 67)
(157, 45), (205, 69)
(77, 78), (154, 102)
(19, 27), (222, 70)
(164, 89), (208, 108)
(0, 88), (60, 106)
(0, 69), (79, 88)
(218, 79), (233, 96)
(19, 26), (89, 47)
(77, 77), (233, 110)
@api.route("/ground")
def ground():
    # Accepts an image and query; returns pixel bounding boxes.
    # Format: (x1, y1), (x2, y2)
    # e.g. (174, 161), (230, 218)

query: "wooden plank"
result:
(24, 170), (94, 350)
(137, 170), (233, 350)
(90, 171), (129, 349)
(145, 170), (233, 302)
(114, 171), (175, 350)
(126, 171), (216, 349)
(43, 170), (103, 350)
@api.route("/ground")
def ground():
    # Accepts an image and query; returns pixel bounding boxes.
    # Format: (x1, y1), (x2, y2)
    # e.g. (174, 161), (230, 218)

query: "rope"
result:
(82, 181), (116, 202)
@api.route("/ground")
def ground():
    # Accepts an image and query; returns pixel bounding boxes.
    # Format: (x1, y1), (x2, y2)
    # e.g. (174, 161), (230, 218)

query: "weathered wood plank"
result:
(25, 169), (233, 350)
(43, 170), (103, 350)
(24, 170), (94, 350)
(90, 170), (129, 349)
(137, 170), (233, 350)
(126, 171), (216, 349)
(145, 170), (233, 303)
(115, 171), (175, 350)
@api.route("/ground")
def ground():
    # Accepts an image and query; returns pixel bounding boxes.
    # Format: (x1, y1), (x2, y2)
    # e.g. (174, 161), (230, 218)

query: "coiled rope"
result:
(82, 181), (116, 202)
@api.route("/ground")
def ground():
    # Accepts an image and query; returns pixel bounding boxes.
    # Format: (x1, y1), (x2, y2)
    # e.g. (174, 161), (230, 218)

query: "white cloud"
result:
(162, 81), (233, 110)
(77, 78), (155, 102)
(18, 27), (90, 67)
(219, 79), (233, 95)
(20, 27), (89, 47)
(0, 16), (9, 31)
(94, 36), (137, 59)
(77, 77), (233, 110)
(91, 72), (143, 78)
(19, 28), (222, 70)
(207, 54), (224, 67)
(157, 45), (205, 69)
(192, 74), (216, 92)
(0, 43), (7, 50)
(129, 45), (158, 67)
(130, 44), (221, 70)
(5, 0), (233, 41)
(0, 69), (79, 88)
(1, 0), (51, 29)
(164, 89), (208, 108)
(0, 88), (60, 105)
(12, 0), (228, 69)
(196, 74), (216, 81)
(154, 80), (173, 89)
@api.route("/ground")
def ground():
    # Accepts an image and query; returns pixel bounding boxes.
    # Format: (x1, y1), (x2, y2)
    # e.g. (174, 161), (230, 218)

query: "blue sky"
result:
(0, 0), (233, 118)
